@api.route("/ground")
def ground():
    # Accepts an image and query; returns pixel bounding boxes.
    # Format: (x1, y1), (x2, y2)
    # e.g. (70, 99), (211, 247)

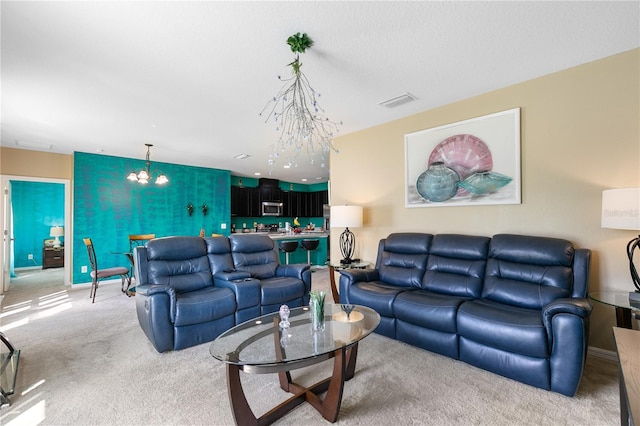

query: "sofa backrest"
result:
(144, 236), (213, 293)
(482, 234), (576, 309)
(376, 233), (433, 288)
(204, 236), (235, 275)
(422, 234), (490, 298)
(229, 234), (279, 279)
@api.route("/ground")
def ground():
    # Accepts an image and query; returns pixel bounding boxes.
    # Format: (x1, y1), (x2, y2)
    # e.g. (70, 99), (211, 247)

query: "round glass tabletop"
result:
(589, 291), (640, 311)
(210, 304), (380, 367)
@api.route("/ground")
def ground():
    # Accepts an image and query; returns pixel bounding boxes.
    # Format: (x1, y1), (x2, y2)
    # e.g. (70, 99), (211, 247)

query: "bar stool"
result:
(301, 239), (320, 265)
(279, 240), (298, 265)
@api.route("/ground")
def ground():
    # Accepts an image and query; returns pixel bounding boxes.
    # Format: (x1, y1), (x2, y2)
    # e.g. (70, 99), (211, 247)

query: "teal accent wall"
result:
(11, 181), (65, 268)
(73, 152), (230, 284)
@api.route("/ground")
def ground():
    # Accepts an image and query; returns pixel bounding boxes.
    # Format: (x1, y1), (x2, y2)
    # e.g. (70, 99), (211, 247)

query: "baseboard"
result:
(587, 346), (618, 362)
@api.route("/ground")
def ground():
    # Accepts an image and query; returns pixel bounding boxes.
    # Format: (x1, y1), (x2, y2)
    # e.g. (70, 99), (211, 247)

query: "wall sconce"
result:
(202, 203), (208, 216)
(187, 202), (194, 217)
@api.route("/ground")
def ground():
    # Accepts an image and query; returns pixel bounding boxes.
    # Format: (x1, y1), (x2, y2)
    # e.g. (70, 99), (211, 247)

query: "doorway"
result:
(1, 175), (71, 294)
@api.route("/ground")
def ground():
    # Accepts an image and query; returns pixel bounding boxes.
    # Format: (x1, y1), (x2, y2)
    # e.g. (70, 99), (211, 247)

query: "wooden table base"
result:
(225, 344), (358, 425)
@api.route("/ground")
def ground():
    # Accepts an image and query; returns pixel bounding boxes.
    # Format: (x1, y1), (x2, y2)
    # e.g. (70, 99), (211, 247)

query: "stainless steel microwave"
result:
(262, 202), (283, 216)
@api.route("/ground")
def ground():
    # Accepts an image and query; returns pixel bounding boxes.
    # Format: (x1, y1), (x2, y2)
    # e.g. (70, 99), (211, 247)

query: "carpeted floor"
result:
(0, 267), (620, 425)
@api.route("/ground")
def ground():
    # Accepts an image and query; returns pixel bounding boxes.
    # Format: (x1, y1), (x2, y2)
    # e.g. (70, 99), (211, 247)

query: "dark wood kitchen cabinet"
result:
(231, 186), (260, 217)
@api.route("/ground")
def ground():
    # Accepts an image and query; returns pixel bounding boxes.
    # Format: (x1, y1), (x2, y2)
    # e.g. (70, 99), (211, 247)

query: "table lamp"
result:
(331, 205), (363, 264)
(601, 188), (640, 302)
(50, 226), (64, 248)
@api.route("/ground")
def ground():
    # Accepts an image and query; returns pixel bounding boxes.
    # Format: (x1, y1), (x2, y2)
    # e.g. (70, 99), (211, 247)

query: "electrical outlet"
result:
(81, 266), (88, 273)
(220, 223), (227, 229)
(28, 254), (33, 260)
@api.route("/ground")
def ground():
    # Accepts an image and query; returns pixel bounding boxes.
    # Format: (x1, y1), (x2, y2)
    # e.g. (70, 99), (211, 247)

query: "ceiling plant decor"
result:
(260, 32), (342, 170)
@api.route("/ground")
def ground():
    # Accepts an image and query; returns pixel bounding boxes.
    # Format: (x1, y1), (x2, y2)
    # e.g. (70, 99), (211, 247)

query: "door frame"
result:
(1, 175), (72, 293)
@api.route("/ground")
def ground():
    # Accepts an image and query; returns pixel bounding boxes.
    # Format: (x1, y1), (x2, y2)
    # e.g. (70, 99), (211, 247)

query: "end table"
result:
(326, 261), (371, 303)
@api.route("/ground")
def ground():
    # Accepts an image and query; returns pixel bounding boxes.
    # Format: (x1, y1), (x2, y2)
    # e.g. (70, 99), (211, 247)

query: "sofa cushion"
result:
(422, 234), (490, 297)
(394, 290), (468, 333)
(146, 236), (213, 293)
(482, 234), (575, 309)
(377, 233), (432, 288)
(260, 276), (306, 305)
(204, 236), (235, 275)
(457, 299), (548, 358)
(174, 286), (236, 327)
(230, 234), (279, 279)
(347, 281), (408, 317)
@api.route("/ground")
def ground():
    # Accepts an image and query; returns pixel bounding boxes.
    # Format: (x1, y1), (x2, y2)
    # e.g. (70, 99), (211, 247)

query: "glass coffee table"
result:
(210, 304), (380, 425)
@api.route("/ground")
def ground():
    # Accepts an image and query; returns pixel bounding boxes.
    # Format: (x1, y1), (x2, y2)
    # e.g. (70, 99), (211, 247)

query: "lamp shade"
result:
(50, 226), (64, 237)
(331, 205), (363, 228)
(601, 188), (640, 230)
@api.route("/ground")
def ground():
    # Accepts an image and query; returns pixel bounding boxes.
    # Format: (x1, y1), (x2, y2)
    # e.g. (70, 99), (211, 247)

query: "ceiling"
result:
(2, 1), (638, 183)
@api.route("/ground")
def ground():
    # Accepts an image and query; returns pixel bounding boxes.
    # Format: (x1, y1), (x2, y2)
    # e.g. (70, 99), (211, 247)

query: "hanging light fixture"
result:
(127, 144), (168, 185)
(260, 32), (342, 170)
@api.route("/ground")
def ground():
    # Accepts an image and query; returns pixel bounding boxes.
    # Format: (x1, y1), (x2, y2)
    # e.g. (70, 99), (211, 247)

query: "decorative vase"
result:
(309, 291), (326, 332)
(416, 162), (460, 202)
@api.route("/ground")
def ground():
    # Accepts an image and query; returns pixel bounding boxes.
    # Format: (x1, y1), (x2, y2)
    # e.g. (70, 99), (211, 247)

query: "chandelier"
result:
(260, 32), (342, 170)
(126, 144), (168, 185)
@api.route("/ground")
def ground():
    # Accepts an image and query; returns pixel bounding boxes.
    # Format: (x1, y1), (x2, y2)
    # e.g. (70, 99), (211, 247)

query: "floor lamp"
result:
(601, 188), (640, 303)
(331, 205), (363, 264)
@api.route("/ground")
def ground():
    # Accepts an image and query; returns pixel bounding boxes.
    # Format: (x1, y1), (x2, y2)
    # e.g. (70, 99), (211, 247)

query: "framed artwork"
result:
(405, 108), (521, 208)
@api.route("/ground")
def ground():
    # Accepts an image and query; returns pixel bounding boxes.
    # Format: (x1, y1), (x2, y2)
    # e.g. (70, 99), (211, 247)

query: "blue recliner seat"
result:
(340, 233), (432, 338)
(134, 236), (237, 353)
(227, 234), (311, 315)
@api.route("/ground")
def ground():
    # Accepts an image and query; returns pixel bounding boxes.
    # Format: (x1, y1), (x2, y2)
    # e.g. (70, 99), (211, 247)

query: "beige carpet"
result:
(0, 267), (620, 425)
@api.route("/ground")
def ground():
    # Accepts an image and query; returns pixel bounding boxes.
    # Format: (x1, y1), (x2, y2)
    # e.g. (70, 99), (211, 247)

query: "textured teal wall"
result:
(11, 181), (65, 268)
(73, 152), (230, 284)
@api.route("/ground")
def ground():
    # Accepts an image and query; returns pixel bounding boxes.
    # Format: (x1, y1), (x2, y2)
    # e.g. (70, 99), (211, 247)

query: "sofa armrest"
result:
(136, 284), (177, 320)
(276, 264), (310, 280)
(276, 264), (312, 305)
(542, 297), (592, 345)
(338, 269), (380, 304)
(214, 270), (251, 281)
(135, 284), (177, 353)
(542, 297), (592, 396)
(543, 298), (592, 322)
(214, 276), (260, 309)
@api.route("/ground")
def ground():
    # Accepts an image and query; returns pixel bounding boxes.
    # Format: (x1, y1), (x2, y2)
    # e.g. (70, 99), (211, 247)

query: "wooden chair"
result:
(83, 238), (130, 303)
(128, 234), (156, 252)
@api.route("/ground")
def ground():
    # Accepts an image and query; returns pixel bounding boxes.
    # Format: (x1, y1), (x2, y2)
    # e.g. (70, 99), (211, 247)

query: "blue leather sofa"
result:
(134, 234), (311, 352)
(339, 233), (591, 396)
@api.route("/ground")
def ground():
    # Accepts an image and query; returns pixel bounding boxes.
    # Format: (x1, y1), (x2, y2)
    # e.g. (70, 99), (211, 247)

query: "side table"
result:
(326, 261), (371, 303)
(589, 292), (640, 329)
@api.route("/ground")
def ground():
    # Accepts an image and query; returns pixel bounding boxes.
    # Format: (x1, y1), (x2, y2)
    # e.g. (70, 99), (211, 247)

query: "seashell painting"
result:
(405, 108), (521, 207)
(428, 134), (493, 181)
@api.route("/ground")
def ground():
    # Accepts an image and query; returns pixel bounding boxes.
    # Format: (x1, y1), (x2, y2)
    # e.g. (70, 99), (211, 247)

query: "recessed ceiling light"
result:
(96, 149), (104, 153)
(378, 92), (418, 108)
(301, 178), (308, 182)
(234, 153), (250, 160)
(254, 172), (261, 176)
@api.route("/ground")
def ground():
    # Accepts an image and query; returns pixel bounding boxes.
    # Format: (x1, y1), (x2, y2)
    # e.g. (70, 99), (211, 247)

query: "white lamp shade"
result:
(50, 226), (64, 237)
(601, 188), (640, 230)
(331, 205), (363, 228)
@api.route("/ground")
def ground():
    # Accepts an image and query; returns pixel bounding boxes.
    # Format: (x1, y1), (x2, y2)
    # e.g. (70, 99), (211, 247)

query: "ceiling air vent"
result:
(378, 92), (418, 108)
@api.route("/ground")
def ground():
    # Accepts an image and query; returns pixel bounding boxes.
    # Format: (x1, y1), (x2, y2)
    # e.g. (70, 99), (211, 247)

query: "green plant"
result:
(287, 32), (313, 54)
(286, 32), (314, 75)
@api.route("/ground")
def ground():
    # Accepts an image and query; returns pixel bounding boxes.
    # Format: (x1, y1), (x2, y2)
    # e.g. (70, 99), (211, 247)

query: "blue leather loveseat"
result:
(134, 234), (311, 353)
(339, 233), (591, 396)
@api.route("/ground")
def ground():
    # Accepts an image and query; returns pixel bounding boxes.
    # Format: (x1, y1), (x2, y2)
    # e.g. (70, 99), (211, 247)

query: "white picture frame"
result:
(405, 108), (521, 208)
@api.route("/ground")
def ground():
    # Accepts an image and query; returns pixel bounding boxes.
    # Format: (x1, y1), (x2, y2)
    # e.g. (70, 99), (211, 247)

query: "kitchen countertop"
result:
(232, 230), (329, 239)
